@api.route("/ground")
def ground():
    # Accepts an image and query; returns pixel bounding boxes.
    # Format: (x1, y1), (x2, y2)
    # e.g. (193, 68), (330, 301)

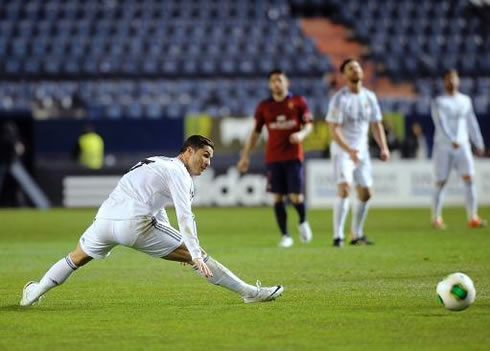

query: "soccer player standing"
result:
(431, 69), (486, 229)
(237, 70), (313, 248)
(326, 59), (390, 247)
(20, 135), (283, 306)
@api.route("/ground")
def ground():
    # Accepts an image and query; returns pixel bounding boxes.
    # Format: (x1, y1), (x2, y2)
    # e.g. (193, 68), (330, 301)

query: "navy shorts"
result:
(266, 160), (304, 195)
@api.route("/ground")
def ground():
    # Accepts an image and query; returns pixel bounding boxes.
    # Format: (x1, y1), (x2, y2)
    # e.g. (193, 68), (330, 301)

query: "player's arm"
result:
(431, 100), (458, 148)
(466, 102), (485, 156)
(170, 180), (212, 277)
(328, 121), (359, 164)
(290, 98), (314, 144)
(370, 121), (390, 161)
(237, 119), (261, 173)
(368, 92), (390, 161)
(290, 122), (312, 144)
(167, 173), (212, 276)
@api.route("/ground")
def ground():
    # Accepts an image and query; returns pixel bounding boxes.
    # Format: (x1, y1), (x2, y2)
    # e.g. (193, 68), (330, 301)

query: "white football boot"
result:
(298, 221), (313, 243)
(278, 235), (293, 248)
(20, 281), (43, 306)
(242, 281), (284, 303)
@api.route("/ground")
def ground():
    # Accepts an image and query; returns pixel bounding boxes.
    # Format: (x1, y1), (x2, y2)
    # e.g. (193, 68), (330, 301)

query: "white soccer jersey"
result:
(431, 93), (484, 149)
(95, 156), (201, 260)
(326, 87), (382, 155)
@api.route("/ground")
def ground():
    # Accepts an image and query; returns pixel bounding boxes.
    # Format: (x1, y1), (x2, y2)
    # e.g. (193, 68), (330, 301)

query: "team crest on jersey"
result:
(288, 101), (295, 110)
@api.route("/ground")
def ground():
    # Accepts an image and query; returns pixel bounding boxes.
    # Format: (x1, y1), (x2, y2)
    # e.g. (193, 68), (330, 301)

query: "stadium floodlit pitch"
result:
(1, 207), (489, 351)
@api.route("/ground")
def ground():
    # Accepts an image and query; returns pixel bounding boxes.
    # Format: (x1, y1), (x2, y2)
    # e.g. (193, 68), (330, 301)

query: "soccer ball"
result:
(436, 272), (476, 311)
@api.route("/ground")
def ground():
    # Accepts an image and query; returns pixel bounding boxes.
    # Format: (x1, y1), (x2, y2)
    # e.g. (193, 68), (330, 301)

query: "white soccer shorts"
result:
(333, 150), (373, 188)
(79, 216), (183, 259)
(433, 143), (474, 182)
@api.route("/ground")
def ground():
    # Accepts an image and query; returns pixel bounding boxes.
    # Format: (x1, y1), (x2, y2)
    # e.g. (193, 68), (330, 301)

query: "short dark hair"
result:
(340, 58), (358, 73)
(267, 69), (287, 80)
(180, 135), (214, 153)
(443, 68), (458, 78)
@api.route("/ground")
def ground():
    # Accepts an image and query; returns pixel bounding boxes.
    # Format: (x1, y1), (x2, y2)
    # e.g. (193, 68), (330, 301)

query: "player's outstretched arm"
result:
(328, 122), (360, 164)
(237, 127), (261, 173)
(371, 121), (390, 161)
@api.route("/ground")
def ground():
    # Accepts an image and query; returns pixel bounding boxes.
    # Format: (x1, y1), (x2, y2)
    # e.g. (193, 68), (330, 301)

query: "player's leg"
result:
(286, 161), (312, 243)
(350, 186), (373, 245)
(332, 154), (353, 247)
(432, 146), (451, 228)
(457, 147), (486, 227)
(165, 245), (258, 297)
(274, 193), (293, 247)
(267, 162), (292, 247)
(20, 219), (114, 306)
(138, 221), (284, 303)
(350, 154), (374, 245)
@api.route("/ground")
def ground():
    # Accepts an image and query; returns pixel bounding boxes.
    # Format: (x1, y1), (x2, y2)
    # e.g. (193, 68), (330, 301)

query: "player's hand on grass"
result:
(289, 132), (302, 144)
(380, 148), (390, 161)
(237, 157), (249, 173)
(193, 258), (213, 278)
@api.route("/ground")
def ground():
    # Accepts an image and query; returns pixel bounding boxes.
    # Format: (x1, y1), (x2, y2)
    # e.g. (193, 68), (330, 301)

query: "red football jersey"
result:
(254, 94), (312, 163)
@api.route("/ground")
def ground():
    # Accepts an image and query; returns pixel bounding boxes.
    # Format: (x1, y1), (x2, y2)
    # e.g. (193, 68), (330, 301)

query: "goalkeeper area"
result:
(1, 206), (489, 351)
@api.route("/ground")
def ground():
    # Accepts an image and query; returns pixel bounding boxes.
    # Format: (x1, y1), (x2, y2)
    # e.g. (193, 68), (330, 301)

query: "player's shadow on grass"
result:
(0, 304), (99, 312)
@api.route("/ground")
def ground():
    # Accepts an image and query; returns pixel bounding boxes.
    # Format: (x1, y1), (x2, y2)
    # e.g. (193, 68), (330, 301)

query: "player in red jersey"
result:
(237, 70), (313, 248)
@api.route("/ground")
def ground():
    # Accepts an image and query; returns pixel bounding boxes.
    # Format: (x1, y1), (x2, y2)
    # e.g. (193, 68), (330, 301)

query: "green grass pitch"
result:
(1, 206), (489, 351)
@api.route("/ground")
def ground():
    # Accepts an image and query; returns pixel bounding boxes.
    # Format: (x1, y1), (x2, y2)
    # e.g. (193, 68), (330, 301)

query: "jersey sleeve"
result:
(431, 98), (456, 143)
(326, 93), (343, 124)
(368, 92), (383, 122)
(167, 168), (201, 260)
(466, 98), (485, 149)
(254, 103), (265, 133)
(298, 96), (313, 124)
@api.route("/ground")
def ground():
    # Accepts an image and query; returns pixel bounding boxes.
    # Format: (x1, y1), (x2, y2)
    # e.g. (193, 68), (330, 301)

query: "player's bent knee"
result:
(273, 194), (284, 203)
(338, 184), (350, 198)
(288, 193), (303, 204)
(163, 244), (193, 263)
(358, 188), (372, 202)
(69, 244), (93, 267)
(436, 180), (447, 187)
(360, 193), (371, 202)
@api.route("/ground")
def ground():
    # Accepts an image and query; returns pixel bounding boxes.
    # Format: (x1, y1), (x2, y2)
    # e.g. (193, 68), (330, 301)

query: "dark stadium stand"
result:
(291, 0), (490, 102)
(0, 0), (489, 118)
(0, 0), (331, 118)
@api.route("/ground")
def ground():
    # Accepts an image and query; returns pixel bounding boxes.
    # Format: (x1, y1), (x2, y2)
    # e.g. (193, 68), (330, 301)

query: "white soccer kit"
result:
(80, 157), (202, 260)
(326, 87), (383, 187)
(431, 93), (484, 181)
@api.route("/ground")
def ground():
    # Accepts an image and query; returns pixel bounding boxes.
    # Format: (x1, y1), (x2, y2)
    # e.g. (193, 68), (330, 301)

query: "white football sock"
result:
(352, 199), (369, 239)
(333, 197), (350, 240)
(432, 184), (445, 220)
(193, 256), (256, 297)
(464, 180), (477, 220)
(34, 256), (78, 298)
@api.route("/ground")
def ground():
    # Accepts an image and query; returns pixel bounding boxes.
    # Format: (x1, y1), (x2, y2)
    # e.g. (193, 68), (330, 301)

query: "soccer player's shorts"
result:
(433, 143), (474, 182)
(79, 216), (183, 259)
(333, 150), (373, 187)
(266, 160), (304, 194)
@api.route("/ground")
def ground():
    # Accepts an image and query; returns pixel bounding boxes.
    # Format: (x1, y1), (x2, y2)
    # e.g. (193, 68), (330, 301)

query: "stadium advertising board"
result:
(306, 160), (490, 208)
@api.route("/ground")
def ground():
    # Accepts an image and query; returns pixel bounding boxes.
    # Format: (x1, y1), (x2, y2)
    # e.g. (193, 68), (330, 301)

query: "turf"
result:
(1, 206), (489, 351)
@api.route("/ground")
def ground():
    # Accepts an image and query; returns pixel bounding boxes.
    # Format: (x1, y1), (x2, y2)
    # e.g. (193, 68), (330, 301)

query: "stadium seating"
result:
(291, 0), (490, 103)
(0, 0), (333, 117)
(0, 0), (489, 118)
